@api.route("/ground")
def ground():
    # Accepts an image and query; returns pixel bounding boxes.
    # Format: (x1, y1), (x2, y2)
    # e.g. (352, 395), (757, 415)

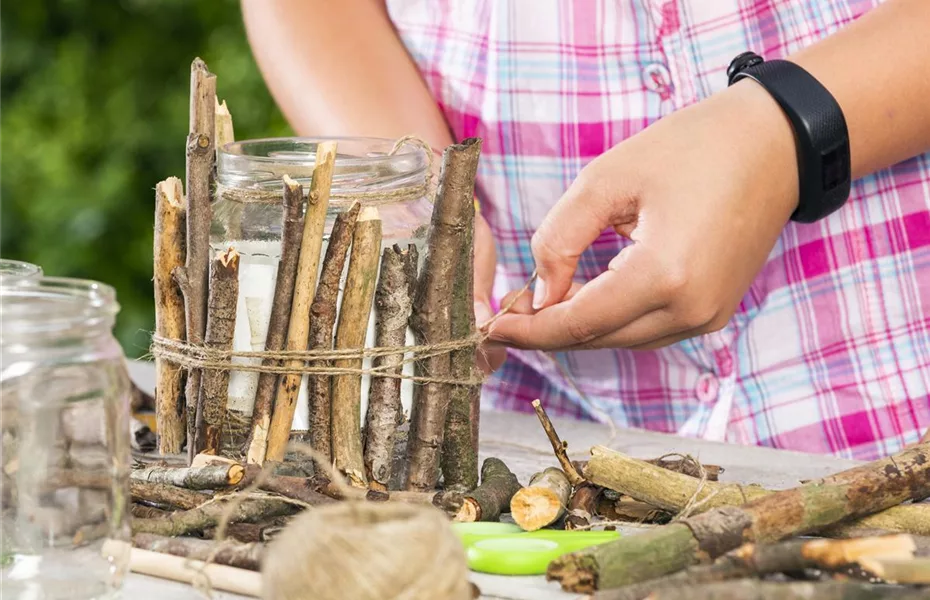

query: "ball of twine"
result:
(261, 500), (473, 600)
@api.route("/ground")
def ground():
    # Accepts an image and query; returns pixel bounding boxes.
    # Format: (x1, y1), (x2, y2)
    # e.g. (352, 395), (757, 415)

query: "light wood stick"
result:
(331, 207), (382, 487)
(532, 399), (585, 487)
(265, 142), (337, 463)
(214, 97), (235, 150)
(306, 202), (361, 464)
(154, 177), (187, 454)
(244, 179), (305, 465)
(130, 481), (209, 511)
(364, 244), (417, 491)
(131, 463), (244, 490)
(510, 467), (572, 531)
(405, 138), (482, 492)
(133, 533), (263, 572)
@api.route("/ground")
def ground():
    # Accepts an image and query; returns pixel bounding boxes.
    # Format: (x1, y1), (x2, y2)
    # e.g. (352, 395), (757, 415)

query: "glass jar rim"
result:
(0, 258), (43, 280)
(1, 276), (119, 337)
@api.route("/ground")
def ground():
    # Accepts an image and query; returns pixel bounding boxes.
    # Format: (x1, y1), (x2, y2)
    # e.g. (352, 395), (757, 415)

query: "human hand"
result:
(487, 80), (801, 351)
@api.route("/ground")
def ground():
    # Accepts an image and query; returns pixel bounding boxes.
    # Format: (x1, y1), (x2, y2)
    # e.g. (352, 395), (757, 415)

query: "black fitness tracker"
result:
(727, 51), (851, 224)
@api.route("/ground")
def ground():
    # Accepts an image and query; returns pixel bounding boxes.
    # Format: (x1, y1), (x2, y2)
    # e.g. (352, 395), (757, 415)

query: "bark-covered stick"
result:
(306, 202), (361, 464)
(130, 481), (209, 511)
(364, 244), (417, 491)
(173, 57), (216, 462)
(454, 457), (523, 522)
(131, 463), (244, 490)
(565, 483), (602, 530)
(532, 399), (585, 487)
(405, 138), (483, 492)
(154, 177), (187, 454)
(442, 195), (479, 492)
(133, 533), (263, 572)
(131, 496), (297, 537)
(244, 178), (305, 465)
(331, 207), (382, 486)
(200, 248), (240, 454)
(265, 142), (337, 463)
(548, 443), (930, 592)
(606, 580), (929, 600)
(511, 467), (572, 531)
(132, 504), (171, 519)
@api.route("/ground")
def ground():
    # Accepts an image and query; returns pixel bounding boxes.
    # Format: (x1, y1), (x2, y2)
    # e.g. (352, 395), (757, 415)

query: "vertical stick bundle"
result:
(331, 208), (383, 486)
(154, 177), (187, 454)
(405, 137), (483, 492)
(265, 142), (337, 463)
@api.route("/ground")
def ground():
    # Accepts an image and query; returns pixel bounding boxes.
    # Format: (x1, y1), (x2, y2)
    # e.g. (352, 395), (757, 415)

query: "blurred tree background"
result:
(1, 0), (291, 357)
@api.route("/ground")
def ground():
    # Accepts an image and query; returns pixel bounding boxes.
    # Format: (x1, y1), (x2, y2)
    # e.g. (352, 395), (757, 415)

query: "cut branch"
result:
(598, 580), (930, 600)
(239, 465), (337, 506)
(306, 202), (360, 464)
(244, 178), (305, 465)
(201, 248), (240, 454)
(131, 496), (297, 537)
(130, 481), (209, 510)
(266, 142), (337, 463)
(454, 457), (522, 523)
(154, 177), (187, 455)
(548, 443), (930, 592)
(511, 467), (572, 531)
(133, 533), (263, 572)
(405, 138), (482, 492)
(131, 463), (244, 490)
(532, 399), (585, 487)
(331, 207), (382, 487)
(364, 244), (417, 491)
(565, 483), (603, 531)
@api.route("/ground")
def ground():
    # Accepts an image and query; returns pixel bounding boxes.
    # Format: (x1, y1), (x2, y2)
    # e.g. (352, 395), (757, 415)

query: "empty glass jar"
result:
(1, 277), (132, 599)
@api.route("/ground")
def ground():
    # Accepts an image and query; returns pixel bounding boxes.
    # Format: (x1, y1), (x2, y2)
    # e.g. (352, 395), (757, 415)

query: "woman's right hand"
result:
(474, 211), (506, 374)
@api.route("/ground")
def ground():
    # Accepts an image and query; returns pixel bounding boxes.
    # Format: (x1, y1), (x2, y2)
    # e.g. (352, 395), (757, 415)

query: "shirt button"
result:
(695, 372), (719, 403)
(643, 62), (673, 94)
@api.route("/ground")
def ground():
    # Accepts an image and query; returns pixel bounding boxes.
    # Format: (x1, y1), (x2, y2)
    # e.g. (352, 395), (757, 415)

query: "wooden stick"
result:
(174, 57), (216, 462)
(364, 244), (417, 491)
(597, 580), (929, 600)
(132, 496), (297, 537)
(454, 457), (523, 522)
(647, 455), (723, 481)
(586, 445), (930, 532)
(565, 483), (602, 530)
(133, 533), (263, 572)
(244, 178), (305, 465)
(405, 138), (483, 492)
(214, 97), (235, 150)
(239, 465), (338, 506)
(265, 142), (337, 463)
(442, 195), (480, 492)
(104, 540), (262, 598)
(597, 496), (672, 525)
(548, 443), (930, 592)
(200, 248), (240, 454)
(858, 557), (930, 585)
(331, 207), (382, 486)
(130, 481), (209, 511)
(131, 463), (244, 490)
(306, 202), (361, 464)
(511, 467), (572, 531)
(132, 504), (171, 519)
(154, 177), (187, 455)
(532, 399), (585, 487)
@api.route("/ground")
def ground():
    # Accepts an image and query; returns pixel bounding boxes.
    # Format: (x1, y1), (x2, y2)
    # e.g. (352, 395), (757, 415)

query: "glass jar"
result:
(0, 258), (43, 281)
(1, 277), (132, 599)
(213, 137), (432, 437)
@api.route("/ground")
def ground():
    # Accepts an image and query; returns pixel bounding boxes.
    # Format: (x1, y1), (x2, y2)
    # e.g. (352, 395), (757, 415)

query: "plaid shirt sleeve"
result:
(386, 0), (930, 461)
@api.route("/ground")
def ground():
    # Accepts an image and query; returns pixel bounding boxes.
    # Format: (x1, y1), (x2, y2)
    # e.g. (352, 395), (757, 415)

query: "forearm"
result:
(241, 0), (454, 151)
(788, 0), (930, 180)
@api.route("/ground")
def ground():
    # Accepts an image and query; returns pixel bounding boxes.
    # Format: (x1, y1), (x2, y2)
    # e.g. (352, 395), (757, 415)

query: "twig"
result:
(132, 496), (298, 537)
(532, 399), (585, 487)
(133, 533), (263, 572)
(131, 463), (244, 490)
(454, 457), (523, 522)
(130, 481), (209, 510)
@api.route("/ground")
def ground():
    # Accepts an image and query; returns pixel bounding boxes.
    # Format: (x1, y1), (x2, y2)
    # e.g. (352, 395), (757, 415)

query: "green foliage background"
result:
(1, 0), (292, 357)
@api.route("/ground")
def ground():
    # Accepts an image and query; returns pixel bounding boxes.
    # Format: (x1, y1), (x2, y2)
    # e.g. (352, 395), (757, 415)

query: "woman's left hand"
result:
(487, 80), (802, 351)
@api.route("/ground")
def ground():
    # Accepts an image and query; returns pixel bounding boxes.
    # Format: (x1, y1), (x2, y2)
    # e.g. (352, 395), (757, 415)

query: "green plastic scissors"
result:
(451, 522), (620, 576)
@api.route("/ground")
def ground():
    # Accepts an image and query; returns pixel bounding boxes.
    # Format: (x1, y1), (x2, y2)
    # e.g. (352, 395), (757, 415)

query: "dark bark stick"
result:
(565, 483), (603, 530)
(131, 463), (244, 490)
(331, 208), (382, 486)
(133, 533), (263, 572)
(153, 177), (187, 455)
(238, 465), (338, 506)
(548, 443), (930, 592)
(306, 202), (360, 464)
(532, 399), (585, 487)
(177, 57), (216, 462)
(201, 248), (240, 454)
(132, 504), (171, 519)
(265, 143), (337, 463)
(132, 497), (297, 537)
(244, 178), (304, 465)
(130, 481), (209, 510)
(442, 195), (479, 492)
(364, 244), (417, 491)
(600, 580), (929, 600)
(511, 467), (572, 531)
(454, 457), (523, 522)
(405, 138), (483, 492)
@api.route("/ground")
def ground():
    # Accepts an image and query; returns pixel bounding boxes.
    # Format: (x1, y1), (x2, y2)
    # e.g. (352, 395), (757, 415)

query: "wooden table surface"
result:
(123, 360), (861, 600)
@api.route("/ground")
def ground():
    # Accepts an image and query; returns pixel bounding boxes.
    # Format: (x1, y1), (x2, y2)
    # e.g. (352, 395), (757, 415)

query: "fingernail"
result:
(532, 278), (547, 310)
(474, 301), (494, 326)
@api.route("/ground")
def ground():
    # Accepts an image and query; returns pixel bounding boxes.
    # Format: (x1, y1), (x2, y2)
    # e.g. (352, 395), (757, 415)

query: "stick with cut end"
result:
(548, 443), (930, 592)
(306, 202), (361, 464)
(154, 177), (187, 455)
(511, 467), (572, 531)
(405, 138), (483, 492)
(265, 143), (337, 463)
(532, 399), (585, 487)
(173, 58), (216, 462)
(131, 496), (297, 537)
(331, 207), (382, 487)
(244, 178), (305, 465)
(130, 481), (209, 511)
(454, 457), (523, 523)
(131, 463), (244, 490)
(364, 244), (417, 491)
(565, 483), (603, 530)
(200, 248), (240, 455)
(133, 533), (263, 572)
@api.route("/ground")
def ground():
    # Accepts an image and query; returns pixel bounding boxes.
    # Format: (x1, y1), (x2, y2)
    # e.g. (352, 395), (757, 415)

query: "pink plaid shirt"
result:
(386, 0), (930, 460)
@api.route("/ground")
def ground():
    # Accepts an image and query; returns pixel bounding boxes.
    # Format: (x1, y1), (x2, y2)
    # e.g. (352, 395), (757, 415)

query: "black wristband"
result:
(727, 51), (851, 224)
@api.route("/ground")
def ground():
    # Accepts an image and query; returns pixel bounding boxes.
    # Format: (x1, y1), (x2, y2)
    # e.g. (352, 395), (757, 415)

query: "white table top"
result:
(123, 360), (860, 600)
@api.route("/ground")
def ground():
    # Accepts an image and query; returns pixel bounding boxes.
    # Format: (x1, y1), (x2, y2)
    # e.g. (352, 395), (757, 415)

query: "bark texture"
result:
(131, 463), (244, 490)
(130, 481), (209, 510)
(454, 457), (523, 522)
(132, 496), (297, 537)
(565, 483), (603, 531)
(133, 533), (263, 572)
(601, 580), (930, 600)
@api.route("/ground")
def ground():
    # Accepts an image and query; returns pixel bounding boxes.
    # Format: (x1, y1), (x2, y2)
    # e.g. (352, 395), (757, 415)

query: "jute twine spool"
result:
(261, 501), (473, 600)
